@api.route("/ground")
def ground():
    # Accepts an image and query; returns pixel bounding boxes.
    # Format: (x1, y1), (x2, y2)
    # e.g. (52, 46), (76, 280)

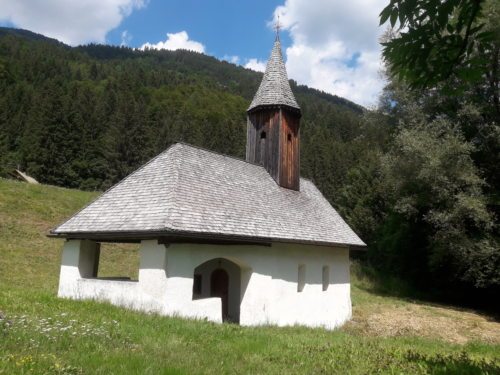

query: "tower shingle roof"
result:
(247, 38), (300, 113)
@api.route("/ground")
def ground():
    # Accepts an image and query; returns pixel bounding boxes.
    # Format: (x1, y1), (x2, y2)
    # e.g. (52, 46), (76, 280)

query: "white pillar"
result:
(58, 239), (100, 298)
(138, 240), (168, 300)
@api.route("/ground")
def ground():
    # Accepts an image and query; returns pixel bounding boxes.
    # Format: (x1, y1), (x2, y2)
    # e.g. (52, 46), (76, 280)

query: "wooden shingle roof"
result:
(247, 37), (301, 113)
(51, 143), (365, 247)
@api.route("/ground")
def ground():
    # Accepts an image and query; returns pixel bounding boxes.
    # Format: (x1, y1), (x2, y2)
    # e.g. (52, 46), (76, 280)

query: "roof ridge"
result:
(175, 142), (312, 187)
(175, 141), (265, 169)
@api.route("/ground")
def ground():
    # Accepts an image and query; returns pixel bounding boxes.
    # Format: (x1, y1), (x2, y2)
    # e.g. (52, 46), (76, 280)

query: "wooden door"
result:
(210, 268), (229, 321)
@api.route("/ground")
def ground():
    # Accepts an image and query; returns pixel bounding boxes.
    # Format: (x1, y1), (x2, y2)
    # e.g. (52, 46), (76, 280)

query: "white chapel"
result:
(51, 36), (365, 329)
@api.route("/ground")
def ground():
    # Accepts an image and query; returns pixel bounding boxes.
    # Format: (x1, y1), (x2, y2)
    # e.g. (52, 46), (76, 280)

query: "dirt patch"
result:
(346, 303), (500, 344)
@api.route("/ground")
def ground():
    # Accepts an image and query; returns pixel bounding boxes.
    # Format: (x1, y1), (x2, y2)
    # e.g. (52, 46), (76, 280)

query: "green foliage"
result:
(376, 0), (499, 299)
(380, 0), (498, 91)
(379, 113), (498, 288)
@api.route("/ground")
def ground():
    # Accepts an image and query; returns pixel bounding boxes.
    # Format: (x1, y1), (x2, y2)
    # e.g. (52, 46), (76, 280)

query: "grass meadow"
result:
(1, 178), (499, 374)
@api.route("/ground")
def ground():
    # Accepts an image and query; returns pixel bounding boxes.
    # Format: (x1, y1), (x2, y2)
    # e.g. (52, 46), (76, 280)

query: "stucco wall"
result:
(59, 240), (165, 313)
(165, 242), (351, 329)
(58, 239), (351, 329)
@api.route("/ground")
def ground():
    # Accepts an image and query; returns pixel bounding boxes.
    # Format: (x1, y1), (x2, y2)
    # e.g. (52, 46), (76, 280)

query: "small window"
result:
(260, 131), (267, 139)
(287, 133), (292, 142)
(322, 266), (330, 291)
(193, 274), (202, 295)
(297, 264), (305, 292)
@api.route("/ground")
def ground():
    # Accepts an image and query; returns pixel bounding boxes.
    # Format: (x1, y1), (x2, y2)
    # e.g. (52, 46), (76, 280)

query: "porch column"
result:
(57, 239), (100, 298)
(138, 240), (168, 300)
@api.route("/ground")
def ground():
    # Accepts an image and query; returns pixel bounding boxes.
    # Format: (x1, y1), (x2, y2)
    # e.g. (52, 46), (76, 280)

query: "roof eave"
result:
(247, 103), (302, 117)
(48, 229), (364, 249)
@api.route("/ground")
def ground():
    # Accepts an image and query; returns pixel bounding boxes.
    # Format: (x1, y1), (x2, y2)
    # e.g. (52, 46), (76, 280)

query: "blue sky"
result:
(106, 0), (291, 63)
(0, 0), (388, 106)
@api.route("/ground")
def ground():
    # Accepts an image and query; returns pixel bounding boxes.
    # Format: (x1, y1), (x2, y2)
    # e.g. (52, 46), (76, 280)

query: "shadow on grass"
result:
(405, 350), (500, 374)
(351, 260), (500, 322)
(352, 260), (434, 301)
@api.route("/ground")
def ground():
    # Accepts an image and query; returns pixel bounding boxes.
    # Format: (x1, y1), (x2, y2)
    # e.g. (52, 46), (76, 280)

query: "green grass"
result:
(1, 178), (499, 374)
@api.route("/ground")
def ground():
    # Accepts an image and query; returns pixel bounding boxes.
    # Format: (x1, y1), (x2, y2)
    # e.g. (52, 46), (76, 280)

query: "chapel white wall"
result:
(57, 239), (351, 329)
(164, 242), (351, 329)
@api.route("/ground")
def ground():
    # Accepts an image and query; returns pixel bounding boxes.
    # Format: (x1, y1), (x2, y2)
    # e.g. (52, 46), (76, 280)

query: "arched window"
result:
(297, 264), (305, 292)
(322, 266), (329, 291)
(259, 131), (267, 165)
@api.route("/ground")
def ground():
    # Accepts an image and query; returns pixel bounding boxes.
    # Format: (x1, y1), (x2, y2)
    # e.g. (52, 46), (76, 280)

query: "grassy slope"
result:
(0, 178), (499, 374)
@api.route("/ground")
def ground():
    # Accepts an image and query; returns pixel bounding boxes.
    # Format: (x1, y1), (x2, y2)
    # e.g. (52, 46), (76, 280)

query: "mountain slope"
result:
(0, 26), (366, 194)
(0, 27), (64, 45)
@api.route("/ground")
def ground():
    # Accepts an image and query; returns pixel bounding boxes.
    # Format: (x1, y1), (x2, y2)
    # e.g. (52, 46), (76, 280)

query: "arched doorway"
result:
(210, 268), (229, 321)
(192, 258), (249, 323)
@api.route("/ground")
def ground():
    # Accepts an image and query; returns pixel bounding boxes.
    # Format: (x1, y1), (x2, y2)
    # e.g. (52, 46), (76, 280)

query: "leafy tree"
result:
(380, 0), (499, 102)
(378, 0), (499, 298)
(380, 112), (498, 288)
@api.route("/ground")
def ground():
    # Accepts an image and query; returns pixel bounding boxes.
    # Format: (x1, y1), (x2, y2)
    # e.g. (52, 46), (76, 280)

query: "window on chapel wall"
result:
(322, 266), (330, 291)
(297, 264), (305, 292)
(259, 131), (267, 165)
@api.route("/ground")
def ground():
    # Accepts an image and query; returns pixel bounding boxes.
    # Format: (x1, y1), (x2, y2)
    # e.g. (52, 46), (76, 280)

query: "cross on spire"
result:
(274, 15), (281, 40)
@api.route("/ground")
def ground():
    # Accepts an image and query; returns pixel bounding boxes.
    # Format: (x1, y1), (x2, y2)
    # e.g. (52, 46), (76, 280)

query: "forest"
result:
(0, 0), (498, 311)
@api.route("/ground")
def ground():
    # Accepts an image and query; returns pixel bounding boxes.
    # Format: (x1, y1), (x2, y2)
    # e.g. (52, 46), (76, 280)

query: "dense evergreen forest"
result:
(0, 26), (363, 192)
(0, 7), (498, 313)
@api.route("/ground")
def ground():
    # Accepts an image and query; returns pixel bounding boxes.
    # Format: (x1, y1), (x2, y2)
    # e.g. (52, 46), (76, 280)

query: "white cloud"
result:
(120, 30), (132, 46)
(273, 0), (387, 107)
(0, 0), (147, 46)
(222, 55), (240, 64)
(140, 31), (205, 53)
(244, 58), (267, 72)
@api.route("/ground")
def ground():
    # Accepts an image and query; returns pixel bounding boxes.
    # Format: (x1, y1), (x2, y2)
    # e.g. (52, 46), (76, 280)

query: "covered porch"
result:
(57, 239), (252, 323)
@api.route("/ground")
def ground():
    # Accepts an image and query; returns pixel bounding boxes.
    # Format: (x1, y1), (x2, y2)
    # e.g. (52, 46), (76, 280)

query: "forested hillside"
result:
(0, 14), (498, 312)
(0, 26), (363, 193)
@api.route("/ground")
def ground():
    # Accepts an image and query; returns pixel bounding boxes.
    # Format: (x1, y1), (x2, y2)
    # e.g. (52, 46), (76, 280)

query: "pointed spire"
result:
(247, 37), (301, 113)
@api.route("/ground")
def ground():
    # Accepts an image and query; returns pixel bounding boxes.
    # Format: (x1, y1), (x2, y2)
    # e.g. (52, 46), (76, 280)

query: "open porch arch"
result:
(192, 257), (250, 323)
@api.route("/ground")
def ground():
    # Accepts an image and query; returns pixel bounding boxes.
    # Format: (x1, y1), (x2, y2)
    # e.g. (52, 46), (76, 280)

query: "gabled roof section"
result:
(51, 143), (365, 247)
(247, 37), (301, 113)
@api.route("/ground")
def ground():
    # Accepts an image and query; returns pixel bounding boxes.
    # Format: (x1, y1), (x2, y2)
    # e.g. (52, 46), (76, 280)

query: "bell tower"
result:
(246, 35), (301, 191)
